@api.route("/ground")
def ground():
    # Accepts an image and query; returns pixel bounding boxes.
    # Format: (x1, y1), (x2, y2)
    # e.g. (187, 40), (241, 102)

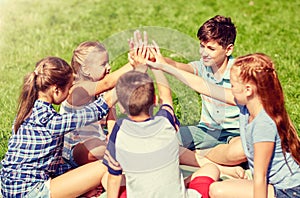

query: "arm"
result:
(68, 63), (132, 106)
(105, 106), (116, 140)
(107, 174), (122, 198)
(94, 63), (133, 94)
(253, 142), (274, 198)
(151, 68), (172, 107)
(147, 44), (236, 105)
(164, 57), (195, 74)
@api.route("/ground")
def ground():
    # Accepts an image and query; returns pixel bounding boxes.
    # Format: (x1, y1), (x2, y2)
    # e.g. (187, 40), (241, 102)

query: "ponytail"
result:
(13, 57), (73, 133)
(14, 72), (38, 132)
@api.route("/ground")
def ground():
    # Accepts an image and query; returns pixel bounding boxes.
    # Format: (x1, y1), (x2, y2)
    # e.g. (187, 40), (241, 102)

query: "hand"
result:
(128, 30), (155, 62)
(146, 40), (166, 69)
(128, 44), (149, 73)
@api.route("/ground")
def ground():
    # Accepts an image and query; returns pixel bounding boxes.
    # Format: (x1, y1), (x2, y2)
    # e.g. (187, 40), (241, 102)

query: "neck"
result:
(212, 57), (229, 79)
(247, 98), (263, 123)
(38, 92), (52, 103)
(128, 113), (151, 122)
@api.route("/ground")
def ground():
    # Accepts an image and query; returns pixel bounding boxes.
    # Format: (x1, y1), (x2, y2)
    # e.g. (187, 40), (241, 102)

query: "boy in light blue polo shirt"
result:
(159, 15), (247, 170)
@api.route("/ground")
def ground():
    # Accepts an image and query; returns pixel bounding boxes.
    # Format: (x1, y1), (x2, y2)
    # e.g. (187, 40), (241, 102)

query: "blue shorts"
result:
(274, 184), (300, 197)
(62, 146), (79, 169)
(177, 125), (239, 150)
(25, 180), (51, 198)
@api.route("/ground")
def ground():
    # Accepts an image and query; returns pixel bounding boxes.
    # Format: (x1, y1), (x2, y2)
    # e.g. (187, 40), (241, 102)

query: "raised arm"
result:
(147, 43), (236, 105)
(151, 68), (172, 107)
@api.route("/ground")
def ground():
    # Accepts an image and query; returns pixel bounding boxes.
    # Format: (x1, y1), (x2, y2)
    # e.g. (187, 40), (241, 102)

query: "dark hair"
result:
(233, 53), (300, 165)
(197, 15), (236, 48)
(14, 57), (73, 133)
(116, 70), (155, 116)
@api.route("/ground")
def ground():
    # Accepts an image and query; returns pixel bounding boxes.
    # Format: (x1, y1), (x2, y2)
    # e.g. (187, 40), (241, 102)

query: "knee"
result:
(227, 146), (245, 160)
(209, 182), (224, 198)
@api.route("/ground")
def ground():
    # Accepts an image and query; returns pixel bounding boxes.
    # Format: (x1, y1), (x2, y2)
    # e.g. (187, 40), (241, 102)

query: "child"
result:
(61, 41), (117, 169)
(0, 57), (113, 197)
(208, 53), (300, 198)
(103, 48), (220, 197)
(159, 15), (246, 168)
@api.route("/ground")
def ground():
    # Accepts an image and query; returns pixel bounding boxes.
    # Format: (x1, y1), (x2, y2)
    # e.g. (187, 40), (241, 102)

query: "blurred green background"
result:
(0, 0), (299, 159)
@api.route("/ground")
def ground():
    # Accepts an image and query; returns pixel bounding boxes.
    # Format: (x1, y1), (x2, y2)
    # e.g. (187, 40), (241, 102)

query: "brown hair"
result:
(233, 53), (300, 165)
(116, 70), (155, 116)
(14, 57), (73, 133)
(197, 15), (236, 48)
(71, 41), (107, 80)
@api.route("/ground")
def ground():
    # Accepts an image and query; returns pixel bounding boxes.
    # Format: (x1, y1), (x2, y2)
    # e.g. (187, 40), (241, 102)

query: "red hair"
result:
(233, 53), (300, 165)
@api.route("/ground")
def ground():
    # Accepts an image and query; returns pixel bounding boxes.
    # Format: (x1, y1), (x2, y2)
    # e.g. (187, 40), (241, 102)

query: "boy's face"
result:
(199, 40), (232, 68)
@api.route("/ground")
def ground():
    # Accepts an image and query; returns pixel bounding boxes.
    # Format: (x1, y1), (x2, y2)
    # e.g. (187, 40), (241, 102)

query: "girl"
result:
(146, 49), (300, 197)
(0, 57), (113, 197)
(61, 41), (116, 169)
(209, 53), (300, 198)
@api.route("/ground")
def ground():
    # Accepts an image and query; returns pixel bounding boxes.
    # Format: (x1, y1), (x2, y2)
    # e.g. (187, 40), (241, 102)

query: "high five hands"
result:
(128, 30), (166, 71)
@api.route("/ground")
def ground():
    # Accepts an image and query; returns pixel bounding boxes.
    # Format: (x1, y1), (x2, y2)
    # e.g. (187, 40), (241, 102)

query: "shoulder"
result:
(156, 104), (180, 130)
(252, 110), (277, 142)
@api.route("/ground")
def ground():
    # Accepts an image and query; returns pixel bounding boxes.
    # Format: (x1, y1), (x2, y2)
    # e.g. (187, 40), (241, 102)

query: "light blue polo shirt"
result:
(189, 56), (239, 132)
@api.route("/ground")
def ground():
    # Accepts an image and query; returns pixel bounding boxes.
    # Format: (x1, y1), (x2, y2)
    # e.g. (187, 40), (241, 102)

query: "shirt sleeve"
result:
(252, 119), (277, 144)
(156, 104), (180, 131)
(103, 119), (123, 175)
(43, 97), (109, 136)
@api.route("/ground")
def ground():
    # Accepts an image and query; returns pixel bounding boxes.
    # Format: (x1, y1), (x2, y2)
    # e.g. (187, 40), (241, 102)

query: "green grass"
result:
(0, 0), (299, 159)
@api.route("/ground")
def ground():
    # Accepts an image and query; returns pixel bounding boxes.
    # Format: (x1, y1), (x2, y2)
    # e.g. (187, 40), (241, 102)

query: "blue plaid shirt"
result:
(0, 97), (108, 197)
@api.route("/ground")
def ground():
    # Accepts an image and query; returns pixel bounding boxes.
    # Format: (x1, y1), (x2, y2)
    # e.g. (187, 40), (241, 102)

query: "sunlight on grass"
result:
(0, 0), (299, 159)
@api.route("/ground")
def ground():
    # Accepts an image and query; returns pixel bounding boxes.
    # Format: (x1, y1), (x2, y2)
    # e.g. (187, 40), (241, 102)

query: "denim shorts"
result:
(62, 147), (80, 169)
(25, 180), (51, 198)
(274, 184), (300, 197)
(177, 125), (239, 150)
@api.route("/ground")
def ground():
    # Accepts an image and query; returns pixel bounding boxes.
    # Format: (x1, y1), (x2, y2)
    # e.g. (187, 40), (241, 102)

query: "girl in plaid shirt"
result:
(1, 57), (113, 197)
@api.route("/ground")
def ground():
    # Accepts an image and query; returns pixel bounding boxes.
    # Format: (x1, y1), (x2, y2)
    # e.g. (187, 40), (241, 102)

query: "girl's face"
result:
(199, 40), (232, 68)
(86, 51), (110, 81)
(230, 68), (247, 105)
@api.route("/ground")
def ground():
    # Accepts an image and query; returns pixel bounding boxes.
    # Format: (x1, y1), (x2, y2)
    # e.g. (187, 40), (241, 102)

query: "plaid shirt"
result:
(1, 97), (108, 197)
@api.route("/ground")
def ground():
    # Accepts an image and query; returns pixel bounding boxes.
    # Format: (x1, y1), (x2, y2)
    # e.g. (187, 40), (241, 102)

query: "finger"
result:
(141, 45), (147, 58)
(134, 30), (142, 47)
(133, 30), (139, 48)
(145, 47), (150, 60)
(128, 37), (134, 50)
(128, 53), (135, 66)
(152, 40), (161, 54)
(143, 31), (148, 47)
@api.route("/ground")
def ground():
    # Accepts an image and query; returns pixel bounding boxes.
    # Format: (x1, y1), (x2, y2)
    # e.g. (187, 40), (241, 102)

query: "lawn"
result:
(0, 0), (299, 159)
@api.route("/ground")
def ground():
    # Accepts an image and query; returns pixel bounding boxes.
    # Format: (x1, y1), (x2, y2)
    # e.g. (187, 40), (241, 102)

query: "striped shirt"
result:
(190, 56), (239, 132)
(0, 97), (108, 197)
(103, 105), (201, 198)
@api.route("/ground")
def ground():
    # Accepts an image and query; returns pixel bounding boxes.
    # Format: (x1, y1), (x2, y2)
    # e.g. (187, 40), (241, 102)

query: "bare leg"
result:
(179, 146), (246, 178)
(205, 137), (247, 166)
(73, 137), (107, 165)
(184, 163), (220, 186)
(50, 161), (107, 198)
(209, 179), (275, 198)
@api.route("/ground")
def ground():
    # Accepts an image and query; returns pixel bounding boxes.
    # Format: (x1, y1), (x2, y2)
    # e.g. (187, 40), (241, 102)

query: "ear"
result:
(244, 84), (254, 97)
(225, 44), (234, 56)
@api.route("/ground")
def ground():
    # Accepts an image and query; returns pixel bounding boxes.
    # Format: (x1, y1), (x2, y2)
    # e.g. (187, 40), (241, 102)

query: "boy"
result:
(151, 15), (247, 168)
(103, 69), (219, 198)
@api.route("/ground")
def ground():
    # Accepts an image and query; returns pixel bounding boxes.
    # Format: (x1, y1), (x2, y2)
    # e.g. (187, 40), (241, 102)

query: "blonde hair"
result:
(71, 41), (107, 80)
(233, 53), (300, 165)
